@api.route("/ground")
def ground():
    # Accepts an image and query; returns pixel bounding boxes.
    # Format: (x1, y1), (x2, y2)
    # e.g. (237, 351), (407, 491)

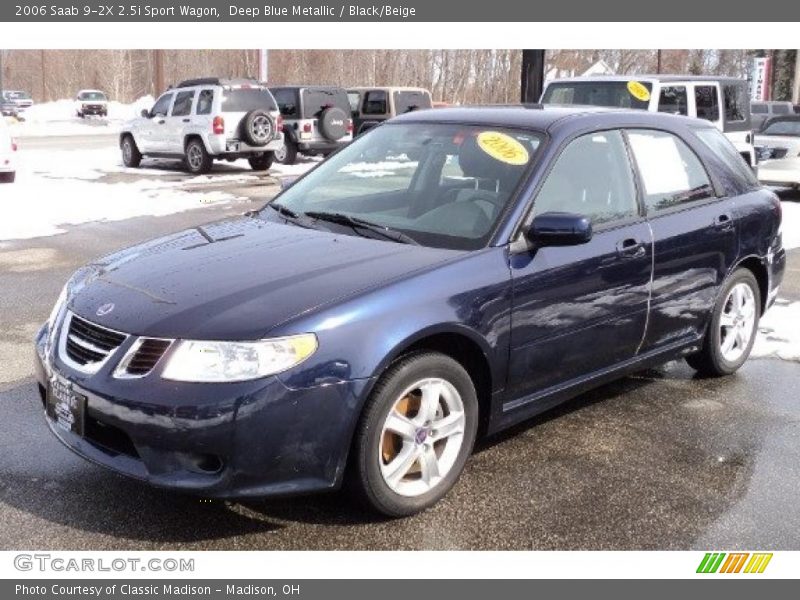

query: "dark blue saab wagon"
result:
(35, 106), (785, 516)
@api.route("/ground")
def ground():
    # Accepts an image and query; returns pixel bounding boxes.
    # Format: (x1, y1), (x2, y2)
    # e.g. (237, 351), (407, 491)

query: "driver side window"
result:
(533, 130), (639, 226)
(151, 93), (173, 117)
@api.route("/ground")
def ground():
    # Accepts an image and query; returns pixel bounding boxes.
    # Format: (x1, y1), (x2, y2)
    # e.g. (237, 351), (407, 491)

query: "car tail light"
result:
(212, 116), (224, 135)
(346, 119), (353, 133)
(303, 122), (312, 133)
(276, 115), (283, 133)
(11, 138), (17, 152)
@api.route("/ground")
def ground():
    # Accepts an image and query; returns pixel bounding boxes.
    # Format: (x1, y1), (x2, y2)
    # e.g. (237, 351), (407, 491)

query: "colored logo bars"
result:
(697, 552), (773, 574)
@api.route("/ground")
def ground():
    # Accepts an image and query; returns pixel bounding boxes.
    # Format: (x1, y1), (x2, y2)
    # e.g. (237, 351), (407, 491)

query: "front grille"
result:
(64, 313), (126, 368)
(124, 338), (172, 376)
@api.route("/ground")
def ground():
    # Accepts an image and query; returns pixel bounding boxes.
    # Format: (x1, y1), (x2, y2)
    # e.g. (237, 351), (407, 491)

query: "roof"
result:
(547, 74), (747, 84)
(174, 77), (264, 89)
(348, 87), (431, 94)
(390, 104), (712, 133)
(269, 85), (347, 92)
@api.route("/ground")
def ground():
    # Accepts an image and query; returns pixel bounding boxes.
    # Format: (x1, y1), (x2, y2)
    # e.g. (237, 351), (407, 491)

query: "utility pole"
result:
(521, 49), (545, 103)
(656, 50), (662, 74)
(152, 49), (165, 95)
(258, 49), (268, 83)
(793, 50), (800, 105)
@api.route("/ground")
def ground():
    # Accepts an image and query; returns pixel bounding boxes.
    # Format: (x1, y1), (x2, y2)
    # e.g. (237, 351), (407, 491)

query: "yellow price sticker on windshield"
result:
(627, 81), (651, 102)
(476, 131), (529, 166)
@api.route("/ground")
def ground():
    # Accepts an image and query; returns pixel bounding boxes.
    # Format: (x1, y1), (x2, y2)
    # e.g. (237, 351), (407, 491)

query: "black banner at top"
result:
(3, 0), (800, 22)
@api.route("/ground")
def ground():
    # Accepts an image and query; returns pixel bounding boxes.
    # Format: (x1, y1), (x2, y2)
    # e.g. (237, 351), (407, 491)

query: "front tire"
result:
(686, 268), (760, 376)
(350, 352), (478, 517)
(184, 138), (212, 174)
(0, 172), (15, 183)
(248, 153), (274, 171)
(121, 135), (142, 168)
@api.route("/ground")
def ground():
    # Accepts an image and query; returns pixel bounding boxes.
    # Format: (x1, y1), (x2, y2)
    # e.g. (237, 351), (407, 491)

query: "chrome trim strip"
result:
(67, 333), (109, 356)
(57, 311), (129, 375)
(113, 337), (174, 379)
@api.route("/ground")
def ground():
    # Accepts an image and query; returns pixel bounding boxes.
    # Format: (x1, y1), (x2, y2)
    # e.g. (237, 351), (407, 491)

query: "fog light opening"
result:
(186, 453), (224, 475)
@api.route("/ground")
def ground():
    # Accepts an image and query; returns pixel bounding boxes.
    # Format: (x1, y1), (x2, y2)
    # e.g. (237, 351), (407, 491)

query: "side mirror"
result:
(527, 212), (592, 247)
(140, 109), (150, 118)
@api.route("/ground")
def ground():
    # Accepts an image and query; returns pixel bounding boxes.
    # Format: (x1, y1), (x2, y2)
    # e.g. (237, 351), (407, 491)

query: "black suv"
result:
(270, 86), (353, 164)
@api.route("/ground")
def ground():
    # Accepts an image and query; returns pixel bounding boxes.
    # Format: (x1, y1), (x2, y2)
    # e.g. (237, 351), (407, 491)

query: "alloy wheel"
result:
(251, 115), (272, 142)
(719, 282), (757, 363)
(187, 144), (203, 170)
(378, 378), (466, 497)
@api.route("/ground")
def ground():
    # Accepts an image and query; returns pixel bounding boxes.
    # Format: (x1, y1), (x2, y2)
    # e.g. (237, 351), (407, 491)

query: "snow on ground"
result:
(6, 96), (154, 137)
(753, 300), (800, 362)
(780, 200), (800, 250)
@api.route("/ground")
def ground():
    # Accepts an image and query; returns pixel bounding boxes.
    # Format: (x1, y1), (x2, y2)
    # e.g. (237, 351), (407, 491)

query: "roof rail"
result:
(175, 77), (261, 88)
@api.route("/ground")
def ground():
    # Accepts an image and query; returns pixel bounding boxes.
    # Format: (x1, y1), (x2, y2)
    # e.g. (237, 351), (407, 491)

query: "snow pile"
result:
(780, 200), (800, 250)
(7, 96), (154, 137)
(753, 300), (800, 362)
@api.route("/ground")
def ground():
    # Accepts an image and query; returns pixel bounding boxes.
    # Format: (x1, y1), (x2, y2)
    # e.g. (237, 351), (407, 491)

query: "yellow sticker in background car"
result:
(476, 131), (529, 166)
(627, 81), (651, 102)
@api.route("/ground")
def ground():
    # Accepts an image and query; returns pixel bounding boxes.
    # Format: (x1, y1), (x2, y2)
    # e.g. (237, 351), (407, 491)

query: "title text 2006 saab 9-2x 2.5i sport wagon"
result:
(35, 106), (785, 516)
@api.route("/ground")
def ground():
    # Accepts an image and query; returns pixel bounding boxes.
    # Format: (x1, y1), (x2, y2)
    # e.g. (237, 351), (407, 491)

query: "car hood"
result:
(68, 217), (461, 340)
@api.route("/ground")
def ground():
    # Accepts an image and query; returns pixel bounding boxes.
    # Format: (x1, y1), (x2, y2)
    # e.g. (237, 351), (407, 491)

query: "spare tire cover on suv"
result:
(241, 110), (274, 146)
(318, 107), (349, 141)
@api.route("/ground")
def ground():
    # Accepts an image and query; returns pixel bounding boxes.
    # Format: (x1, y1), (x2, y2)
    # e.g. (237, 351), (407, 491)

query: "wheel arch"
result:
(731, 254), (769, 315)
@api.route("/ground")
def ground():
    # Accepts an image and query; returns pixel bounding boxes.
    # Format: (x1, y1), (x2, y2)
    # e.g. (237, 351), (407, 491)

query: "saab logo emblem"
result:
(697, 552), (773, 574)
(96, 303), (115, 317)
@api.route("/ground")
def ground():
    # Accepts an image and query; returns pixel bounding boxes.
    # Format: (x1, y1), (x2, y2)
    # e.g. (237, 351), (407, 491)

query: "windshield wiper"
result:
(303, 211), (419, 245)
(267, 202), (300, 219)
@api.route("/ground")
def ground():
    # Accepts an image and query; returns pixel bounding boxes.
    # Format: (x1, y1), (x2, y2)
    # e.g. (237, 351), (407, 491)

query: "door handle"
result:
(715, 213), (734, 230)
(616, 238), (646, 259)
(182, 118), (190, 123)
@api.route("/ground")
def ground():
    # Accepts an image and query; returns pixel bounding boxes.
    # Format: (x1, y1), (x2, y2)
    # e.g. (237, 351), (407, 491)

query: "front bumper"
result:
(206, 133), (283, 157)
(34, 323), (372, 498)
(79, 105), (107, 115)
(758, 158), (800, 187)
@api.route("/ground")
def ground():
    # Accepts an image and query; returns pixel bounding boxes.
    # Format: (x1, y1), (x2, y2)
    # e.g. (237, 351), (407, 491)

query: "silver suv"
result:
(120, 78), (283, 174)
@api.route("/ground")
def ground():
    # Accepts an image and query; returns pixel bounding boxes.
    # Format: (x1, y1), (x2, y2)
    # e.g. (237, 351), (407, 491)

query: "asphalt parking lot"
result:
(1, 183), (799, 550)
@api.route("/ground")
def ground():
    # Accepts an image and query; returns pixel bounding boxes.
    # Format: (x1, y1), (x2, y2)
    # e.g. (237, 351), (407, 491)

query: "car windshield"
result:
(542, 81), (652, 109)
(221, 88), (277, 112)
(762, 120), (800, 136)
(79, 91), (106, 101)
(267, 123), (541, 250)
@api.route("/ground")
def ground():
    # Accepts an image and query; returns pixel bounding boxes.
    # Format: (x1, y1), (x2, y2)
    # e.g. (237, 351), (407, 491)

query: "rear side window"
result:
(627, 129), (714, 213)
(658, 86), (688, 116)
(394, 91), (432, 114)
(171, 91), (194, 117)
(222, 88), (278, 113)
(533, 130), (639, 225)
(363, 91), (387, 115)
(302, 88), (350, 118)
(196, 89), (214, 115)
(272, 88), (298, 117)
(695, 86), (720, 121)
(773, 104), (792, 115)
(751, 103), (768, 114)
(151, 93), (173, 117)
(723, 84), (747, 122)
(694, 127), (759, 187)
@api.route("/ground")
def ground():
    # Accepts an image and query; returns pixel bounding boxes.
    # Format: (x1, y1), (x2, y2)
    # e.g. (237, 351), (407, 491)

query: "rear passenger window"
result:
(694, 127), (758, 187)
(272, 88), (298, 117)
(533, 130), (639, 226)
(658, 86), (688, 116)
(196, 90), (214, 115)
(694, 86), (720, 121)
(171, 91), (194, 117)
(363, 91), (387, 115)
(627, 130), (714, 213)
(723, 84), (747, 122)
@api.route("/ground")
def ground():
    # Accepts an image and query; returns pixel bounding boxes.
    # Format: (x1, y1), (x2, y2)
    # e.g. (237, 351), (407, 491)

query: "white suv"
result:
(0, 116), (17, 183)
(120, 78), (283, 174)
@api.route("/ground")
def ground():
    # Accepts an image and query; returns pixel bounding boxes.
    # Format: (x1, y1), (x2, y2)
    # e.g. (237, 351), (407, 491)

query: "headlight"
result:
(162, 334), (318, 383)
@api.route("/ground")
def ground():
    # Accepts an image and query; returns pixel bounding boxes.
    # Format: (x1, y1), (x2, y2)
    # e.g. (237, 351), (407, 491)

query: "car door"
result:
(507, 130), (653, 401)
(139, 92), (173, 153)
(165, 90), (195, 154)
(625, 128), (739, 351)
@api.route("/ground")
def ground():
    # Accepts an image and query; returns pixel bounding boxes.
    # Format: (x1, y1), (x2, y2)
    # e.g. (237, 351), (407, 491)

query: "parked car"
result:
(1, 98), (19, 118)
(75, 89), (109, 118)
(755, 115), (800, 189)
(1, 90), (34, 113)
(750, 101), (794, 131)
(269, 85), (353, 165)
(541, 75), (757, 166)
(119, 78), (283, 174)
(347, 86), (432, 135)
(0, 115), (17, 183)
(36, 106), (784, 516)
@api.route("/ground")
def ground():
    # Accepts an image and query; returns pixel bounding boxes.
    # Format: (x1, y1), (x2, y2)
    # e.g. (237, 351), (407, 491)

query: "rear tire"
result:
(121, 135), (142, 168)
(274, 140), (298, 165)
(349, 352), (478, 517)
(184, 138), (212, 174)
(248, 153), (274, 171)
(686, 268), (760, 377)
